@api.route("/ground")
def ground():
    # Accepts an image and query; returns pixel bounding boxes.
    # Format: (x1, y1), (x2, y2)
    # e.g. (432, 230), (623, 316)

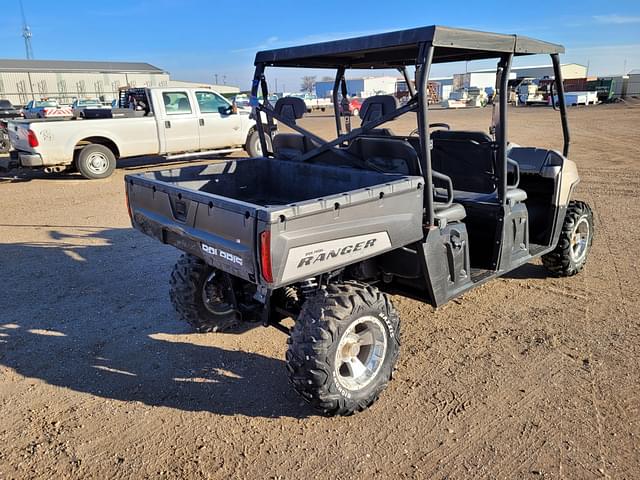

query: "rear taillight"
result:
(27, 129), (39, 147)
(259, 230), (273, 283)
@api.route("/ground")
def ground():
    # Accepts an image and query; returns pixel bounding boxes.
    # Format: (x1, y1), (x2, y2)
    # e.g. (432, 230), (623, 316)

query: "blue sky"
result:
(1, 0), (639, 90)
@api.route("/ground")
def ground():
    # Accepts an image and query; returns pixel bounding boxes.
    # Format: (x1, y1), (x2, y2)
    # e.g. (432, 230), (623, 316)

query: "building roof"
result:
(0, 59), (166, 74)
(255, 25), (564, 68)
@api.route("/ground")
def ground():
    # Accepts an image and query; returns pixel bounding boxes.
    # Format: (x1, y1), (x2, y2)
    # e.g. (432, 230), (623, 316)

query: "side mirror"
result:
(218, 102), (238, 115)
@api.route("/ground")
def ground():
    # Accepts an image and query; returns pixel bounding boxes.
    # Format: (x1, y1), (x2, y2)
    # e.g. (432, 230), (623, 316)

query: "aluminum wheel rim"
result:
(86, 152), (109, 175)
(570, 217), (590, 263)
(334, 315), (388, 391)
(254, 137), (262, 156)
(201, 271), (234, 316)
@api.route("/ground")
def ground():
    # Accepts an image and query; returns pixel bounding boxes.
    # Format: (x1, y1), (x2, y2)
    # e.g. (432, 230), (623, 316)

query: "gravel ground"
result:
(0, 103), (639, 479)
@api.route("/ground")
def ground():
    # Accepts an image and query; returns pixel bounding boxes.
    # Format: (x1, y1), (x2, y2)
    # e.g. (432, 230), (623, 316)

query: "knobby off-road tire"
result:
(286, 282), (401, 416)
(76, 144), (116, 179)
(0, 138), (9, 154)
(542, 200), (594, 277)
(169, 253), (240, 333)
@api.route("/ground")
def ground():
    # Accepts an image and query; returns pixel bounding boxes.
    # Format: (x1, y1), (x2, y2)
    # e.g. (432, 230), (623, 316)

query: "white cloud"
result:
(593, 14), (640, 24)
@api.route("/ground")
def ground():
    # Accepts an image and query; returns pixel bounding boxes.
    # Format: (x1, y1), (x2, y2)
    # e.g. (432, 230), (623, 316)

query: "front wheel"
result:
(76, 144), (116, 179)
(286, 282), (400, 416)
(542, 201), (594, 276)
(245, 129), (272, 158)
(169, 254), (240, 333)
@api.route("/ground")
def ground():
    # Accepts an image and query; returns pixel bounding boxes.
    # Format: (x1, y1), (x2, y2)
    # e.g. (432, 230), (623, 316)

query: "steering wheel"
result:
(409, 123), (451, 136)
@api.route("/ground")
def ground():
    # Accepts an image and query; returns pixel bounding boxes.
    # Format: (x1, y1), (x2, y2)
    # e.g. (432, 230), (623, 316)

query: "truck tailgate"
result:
(126, 174), (259, 282)
(7, 120), (34, 153)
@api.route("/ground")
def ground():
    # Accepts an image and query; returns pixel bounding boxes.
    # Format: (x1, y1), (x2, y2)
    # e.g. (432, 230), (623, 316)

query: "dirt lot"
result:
(1, 104), (639, 479)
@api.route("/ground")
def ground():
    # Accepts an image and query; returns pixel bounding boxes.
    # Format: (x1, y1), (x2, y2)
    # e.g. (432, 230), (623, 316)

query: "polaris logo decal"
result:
(201, 243), (243, 266)
(281, 232), (392, 282)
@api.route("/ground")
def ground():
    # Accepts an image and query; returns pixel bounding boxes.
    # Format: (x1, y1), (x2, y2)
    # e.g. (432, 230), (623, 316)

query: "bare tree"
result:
(300, 76), (316, 93)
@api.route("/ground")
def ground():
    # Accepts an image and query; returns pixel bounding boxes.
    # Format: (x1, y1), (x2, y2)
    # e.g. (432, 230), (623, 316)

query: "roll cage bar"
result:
(250, 25), (569, 227)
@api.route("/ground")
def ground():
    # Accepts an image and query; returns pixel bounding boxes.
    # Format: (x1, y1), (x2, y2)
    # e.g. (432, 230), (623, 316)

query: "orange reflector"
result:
(260, 230), (273, 283)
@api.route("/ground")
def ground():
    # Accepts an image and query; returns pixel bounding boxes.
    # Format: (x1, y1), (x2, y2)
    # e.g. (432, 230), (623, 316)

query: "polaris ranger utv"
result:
(125, 25), (594, 416)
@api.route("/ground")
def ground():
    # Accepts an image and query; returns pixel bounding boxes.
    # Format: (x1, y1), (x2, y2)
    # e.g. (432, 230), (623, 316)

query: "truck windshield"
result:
(35, 101), (57, 107)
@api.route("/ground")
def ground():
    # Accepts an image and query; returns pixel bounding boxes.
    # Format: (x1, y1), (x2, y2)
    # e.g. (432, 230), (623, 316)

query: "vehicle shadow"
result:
(0, 225), (312, 419)
(0, 153), (243, 182)
(118, 153), (241, 171)
(503, 262), (552, 280)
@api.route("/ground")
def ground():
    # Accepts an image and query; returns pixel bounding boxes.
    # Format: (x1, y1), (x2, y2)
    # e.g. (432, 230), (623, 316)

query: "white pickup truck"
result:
(8, 87), (269, 179)
(290, 93), (332, 112)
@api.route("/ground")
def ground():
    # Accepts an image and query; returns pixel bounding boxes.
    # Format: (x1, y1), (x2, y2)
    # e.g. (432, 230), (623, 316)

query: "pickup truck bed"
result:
(126, 158), (424, 288)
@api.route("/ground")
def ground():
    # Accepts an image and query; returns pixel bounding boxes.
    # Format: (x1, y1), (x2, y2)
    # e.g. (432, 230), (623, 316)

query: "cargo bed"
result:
(126, 158), (424, 287)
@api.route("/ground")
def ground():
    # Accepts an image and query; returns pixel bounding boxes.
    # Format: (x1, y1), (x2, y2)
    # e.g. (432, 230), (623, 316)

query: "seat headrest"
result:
(431, 130), (493, 144)
(359, 95), (398, 124)
(274, 97), (306, 123)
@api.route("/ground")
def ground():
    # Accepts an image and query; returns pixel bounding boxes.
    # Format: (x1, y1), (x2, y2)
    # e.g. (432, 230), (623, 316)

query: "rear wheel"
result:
(76, 144), (116, 179)
(245, 129), (272, 158)
(542, 201), (594, 276)
(0, 136), (9, 154)
(286, 282), (400, 416)
(169, 254), (240, 333)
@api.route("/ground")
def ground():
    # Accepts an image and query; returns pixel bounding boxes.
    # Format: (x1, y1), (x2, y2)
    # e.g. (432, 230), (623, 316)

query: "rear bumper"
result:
(12, 150), (44, 167)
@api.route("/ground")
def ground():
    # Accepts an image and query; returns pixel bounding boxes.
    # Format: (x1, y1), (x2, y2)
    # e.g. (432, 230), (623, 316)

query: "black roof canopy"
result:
(254, 25), (564, 68)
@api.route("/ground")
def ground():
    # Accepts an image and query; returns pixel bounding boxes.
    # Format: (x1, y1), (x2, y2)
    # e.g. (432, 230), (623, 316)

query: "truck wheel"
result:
(542, 201), (594, 276)
(245, 129), (271, 158)
(286, 282), (400, 416)
(76, 144), (116, 179)
(169, 253), (240, 333)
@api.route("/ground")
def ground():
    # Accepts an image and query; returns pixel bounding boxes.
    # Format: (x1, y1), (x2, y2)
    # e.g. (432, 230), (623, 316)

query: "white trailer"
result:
(554, 91), (598, 106)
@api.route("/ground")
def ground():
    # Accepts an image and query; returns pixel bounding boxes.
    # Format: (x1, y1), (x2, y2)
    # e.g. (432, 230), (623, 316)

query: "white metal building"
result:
(468, 63), (587, 81)
(167, 80), (240, 95)
(315, 75), (397, 98)
(511, 63), (587, 80)
(0, 59), (170, 106)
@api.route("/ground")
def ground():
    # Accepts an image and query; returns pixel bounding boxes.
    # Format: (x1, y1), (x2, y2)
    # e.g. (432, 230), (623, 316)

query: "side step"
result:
(166, 148), (243, 160)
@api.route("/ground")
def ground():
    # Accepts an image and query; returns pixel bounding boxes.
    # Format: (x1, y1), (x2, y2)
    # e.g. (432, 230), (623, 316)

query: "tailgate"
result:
(7, 121), (33, 152)
(125, 175), (259, 283)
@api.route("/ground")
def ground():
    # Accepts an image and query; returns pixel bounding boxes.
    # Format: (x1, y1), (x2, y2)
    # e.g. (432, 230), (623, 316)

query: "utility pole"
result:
(20, 0), (34, 59)
(214, 74), (219, 85)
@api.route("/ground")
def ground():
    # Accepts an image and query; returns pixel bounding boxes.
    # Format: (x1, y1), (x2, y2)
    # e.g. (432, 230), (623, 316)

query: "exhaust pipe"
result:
(44, 166), (67, 174)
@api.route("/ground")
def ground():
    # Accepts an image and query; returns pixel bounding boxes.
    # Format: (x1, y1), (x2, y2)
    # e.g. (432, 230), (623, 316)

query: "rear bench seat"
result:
(430, 129), (527, 206)
(348, 135), (467, 225)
